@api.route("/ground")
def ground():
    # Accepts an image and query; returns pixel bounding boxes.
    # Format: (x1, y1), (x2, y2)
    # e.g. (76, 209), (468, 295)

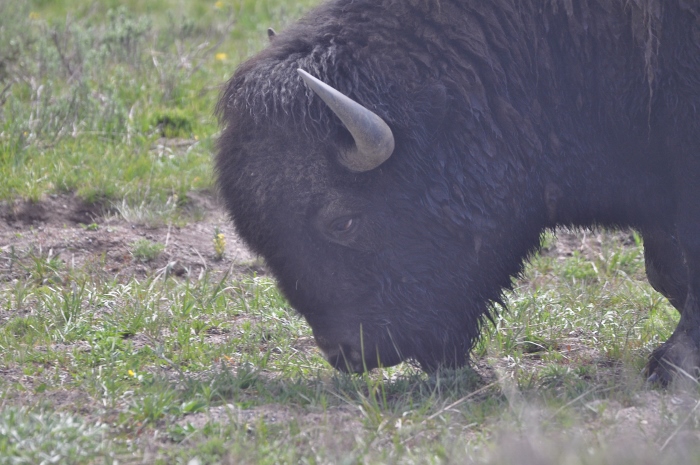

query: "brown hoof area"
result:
(645, 372), (661, 385)
(646, 336), (700, 387)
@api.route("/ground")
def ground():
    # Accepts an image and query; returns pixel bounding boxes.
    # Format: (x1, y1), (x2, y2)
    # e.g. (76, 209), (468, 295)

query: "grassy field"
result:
(1, 1), (700, 464)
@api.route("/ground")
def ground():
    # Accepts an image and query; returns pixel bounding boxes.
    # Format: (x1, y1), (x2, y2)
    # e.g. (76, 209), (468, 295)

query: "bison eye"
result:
(328, 216), (358, 235)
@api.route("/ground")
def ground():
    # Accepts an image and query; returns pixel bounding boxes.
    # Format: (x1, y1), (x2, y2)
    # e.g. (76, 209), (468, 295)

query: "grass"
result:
(1, 1), (700, 463)
(0, 407), (109, 463)
(131, 239), (165, 262)
(0, 0), (319, 205)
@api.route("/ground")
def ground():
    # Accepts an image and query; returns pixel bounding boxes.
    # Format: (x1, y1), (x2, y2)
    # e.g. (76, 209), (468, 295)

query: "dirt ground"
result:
(0, 193), (261, 284)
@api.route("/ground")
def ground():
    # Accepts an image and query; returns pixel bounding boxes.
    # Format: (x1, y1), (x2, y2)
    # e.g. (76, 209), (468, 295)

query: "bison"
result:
(216, 0), (700, 384)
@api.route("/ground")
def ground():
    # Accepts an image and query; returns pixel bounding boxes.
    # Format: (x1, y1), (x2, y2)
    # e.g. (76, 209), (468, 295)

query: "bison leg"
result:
(642, 228), (687, 313)
(647, 317), (700, 386)
(643, 228), (700, 385)
(645, 9), (700, 385)
(646, 147), (700, 385)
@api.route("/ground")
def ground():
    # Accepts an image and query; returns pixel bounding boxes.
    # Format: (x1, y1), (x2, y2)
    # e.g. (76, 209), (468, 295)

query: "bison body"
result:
(216, 0), (700, 382)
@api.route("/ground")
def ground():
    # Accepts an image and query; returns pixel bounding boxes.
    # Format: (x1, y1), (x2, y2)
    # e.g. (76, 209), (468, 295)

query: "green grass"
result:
(131, 238), (165, 262)
(0, 0), (319, 205)
(0, 407), (109, 463)
(2, 1), (700, 463)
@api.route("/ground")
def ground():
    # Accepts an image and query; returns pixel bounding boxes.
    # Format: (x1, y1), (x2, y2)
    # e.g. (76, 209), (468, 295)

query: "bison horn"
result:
(297, 69), (395, 172)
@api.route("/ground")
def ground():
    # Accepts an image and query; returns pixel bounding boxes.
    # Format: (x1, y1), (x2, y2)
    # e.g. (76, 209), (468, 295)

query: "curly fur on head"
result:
(216, 1), (511, 145)
(217, 0), (672, 155)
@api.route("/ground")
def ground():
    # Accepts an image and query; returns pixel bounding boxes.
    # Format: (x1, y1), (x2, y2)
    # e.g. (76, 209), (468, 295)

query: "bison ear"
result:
(297, 69), (395, 172)
(267, 28), (276, 41)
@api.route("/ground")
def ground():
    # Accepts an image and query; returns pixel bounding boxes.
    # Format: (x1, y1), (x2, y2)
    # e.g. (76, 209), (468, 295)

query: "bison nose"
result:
(324, 344), (366, 373)
(314, 332), (378, 372)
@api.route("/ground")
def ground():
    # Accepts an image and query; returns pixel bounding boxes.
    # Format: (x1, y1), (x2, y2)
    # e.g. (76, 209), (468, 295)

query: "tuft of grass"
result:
(152, 108), (194, 139)
(131, 239), (165, 262)
(113, 197), (180, 227)
(0, 407), (109, 463)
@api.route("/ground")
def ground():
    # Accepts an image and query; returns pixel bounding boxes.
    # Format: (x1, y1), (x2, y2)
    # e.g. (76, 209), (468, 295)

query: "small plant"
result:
(26, 249), (64, 285)
(152, 108), (193, 138)
(131, 239), (165, 262)
(213, 227), (226, 260)
(130, 389), (178, 424)
(81, 222), (99, 231)
(0, 407), (108, 463)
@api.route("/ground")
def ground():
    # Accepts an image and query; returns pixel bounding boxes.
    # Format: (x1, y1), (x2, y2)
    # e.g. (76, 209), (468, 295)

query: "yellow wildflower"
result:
(213, 230), (226, 260)
(215, 53), (228, 62)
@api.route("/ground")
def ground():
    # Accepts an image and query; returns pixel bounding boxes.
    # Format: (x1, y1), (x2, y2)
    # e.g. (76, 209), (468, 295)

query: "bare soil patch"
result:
(0, 193), (261, 284)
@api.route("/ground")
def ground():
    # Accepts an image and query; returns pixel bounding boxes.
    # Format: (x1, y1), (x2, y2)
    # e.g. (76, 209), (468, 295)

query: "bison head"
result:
(216, 6), (542, 372)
